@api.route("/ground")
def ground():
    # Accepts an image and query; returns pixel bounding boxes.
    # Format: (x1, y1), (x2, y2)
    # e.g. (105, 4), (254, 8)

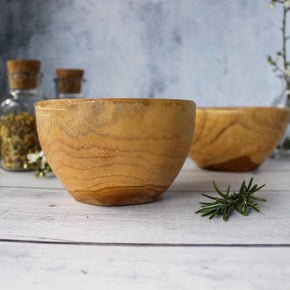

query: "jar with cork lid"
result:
(54, 69), (85, 99)
(0, 59), (43, 170)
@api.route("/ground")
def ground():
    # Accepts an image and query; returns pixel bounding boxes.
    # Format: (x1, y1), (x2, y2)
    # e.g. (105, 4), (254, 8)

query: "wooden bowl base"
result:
(69, 185), (167, 206)
(202, 156), (260, 172)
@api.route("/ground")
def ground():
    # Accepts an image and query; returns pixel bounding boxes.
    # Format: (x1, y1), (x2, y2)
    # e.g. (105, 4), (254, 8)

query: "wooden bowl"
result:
(189, 107), (290, 172)
(35, 98), (196, 206)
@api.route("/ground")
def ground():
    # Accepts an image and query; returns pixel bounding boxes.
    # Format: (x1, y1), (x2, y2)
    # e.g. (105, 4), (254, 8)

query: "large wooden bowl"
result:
(189, 107), (290, 172)
(35, 98), (196, 206)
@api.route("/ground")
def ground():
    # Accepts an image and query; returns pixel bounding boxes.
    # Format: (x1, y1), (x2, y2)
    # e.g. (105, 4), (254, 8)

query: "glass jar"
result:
(0, 71), (43, 170)
(54, 69), (86, 99)
(272, 78), (290, 158)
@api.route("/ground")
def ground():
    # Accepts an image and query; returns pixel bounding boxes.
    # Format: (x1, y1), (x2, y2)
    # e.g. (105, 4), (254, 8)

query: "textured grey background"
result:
(0, 0), (287, 106)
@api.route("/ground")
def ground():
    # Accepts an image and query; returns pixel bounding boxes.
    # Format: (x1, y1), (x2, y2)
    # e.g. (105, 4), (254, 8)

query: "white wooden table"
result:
(0, 157), (290, 290)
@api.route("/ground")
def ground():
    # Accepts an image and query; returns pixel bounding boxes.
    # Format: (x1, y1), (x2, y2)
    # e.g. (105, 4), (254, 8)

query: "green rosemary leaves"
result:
(195, 178), (266, 221)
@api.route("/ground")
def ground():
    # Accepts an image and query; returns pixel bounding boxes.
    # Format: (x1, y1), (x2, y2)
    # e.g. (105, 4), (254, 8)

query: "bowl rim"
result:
(196, 106), (290, 113)
(35, 98), (195, 109)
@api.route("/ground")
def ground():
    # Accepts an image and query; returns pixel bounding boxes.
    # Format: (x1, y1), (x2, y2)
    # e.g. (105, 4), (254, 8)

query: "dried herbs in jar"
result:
(1, 112), (41, 170)
(0, 59), (43, 170)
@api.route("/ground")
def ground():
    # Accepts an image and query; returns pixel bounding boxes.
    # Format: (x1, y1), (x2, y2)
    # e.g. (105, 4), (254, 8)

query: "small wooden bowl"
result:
(189, 107), (290, 172)
(35, 98), (196, 206)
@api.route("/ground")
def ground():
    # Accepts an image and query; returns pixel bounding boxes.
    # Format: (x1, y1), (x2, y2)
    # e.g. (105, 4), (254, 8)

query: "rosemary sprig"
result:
(195, 178), (266, 221)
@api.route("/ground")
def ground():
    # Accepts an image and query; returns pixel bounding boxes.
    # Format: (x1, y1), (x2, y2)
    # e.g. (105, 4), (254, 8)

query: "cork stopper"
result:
(55, 69), (84, 94)
(7, 59), (41, 90)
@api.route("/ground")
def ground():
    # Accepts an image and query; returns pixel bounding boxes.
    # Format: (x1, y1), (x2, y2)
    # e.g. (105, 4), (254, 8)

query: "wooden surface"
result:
(35, 99), (195, 206)
(0, 157), (290, 289)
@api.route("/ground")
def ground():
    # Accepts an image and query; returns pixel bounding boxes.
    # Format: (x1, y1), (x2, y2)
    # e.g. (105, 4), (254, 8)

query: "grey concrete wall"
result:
(0, 0), (286, 106)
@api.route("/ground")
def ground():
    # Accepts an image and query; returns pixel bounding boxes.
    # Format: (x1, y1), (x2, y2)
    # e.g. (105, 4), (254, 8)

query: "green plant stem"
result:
(195, 178), (266, 221)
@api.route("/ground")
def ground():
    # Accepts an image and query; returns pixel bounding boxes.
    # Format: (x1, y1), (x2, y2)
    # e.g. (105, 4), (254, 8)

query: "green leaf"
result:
(212, 181), (226, 198)
(195, 178), (266, 221)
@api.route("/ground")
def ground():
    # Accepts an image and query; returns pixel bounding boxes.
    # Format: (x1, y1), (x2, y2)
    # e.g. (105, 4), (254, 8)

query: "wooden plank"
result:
(171, 170), (290, 192)
(0, 170), (63, 189)
(173, 157), (290, 192)
(0, 187), (289, 245)
(0, 242), (289, 290)
(184, 156), (290, 171)
(1, 158), (290, 191)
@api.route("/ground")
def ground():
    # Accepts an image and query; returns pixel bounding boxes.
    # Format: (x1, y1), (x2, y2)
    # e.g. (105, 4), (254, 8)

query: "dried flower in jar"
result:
(0, 111), (41, 170)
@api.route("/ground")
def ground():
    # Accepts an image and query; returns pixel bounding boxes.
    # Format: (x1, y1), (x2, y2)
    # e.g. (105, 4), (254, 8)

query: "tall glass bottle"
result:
(54, 69), (85, 99)
(0, 59), (43, 170)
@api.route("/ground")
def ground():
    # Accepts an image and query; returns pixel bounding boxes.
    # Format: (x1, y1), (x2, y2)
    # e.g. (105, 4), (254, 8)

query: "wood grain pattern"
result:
(2, 157), (290, 190)
(35, 99), (195, 206)
(1, 157), (290, 289)
(189, 107), (290, 171)
(1, 186), (290, 244)
(1, 242), (290, 290)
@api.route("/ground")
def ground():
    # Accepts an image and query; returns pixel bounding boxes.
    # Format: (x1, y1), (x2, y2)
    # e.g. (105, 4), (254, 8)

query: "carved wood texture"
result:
(36, 99), (195, 206)
(189, 107), (290, 171)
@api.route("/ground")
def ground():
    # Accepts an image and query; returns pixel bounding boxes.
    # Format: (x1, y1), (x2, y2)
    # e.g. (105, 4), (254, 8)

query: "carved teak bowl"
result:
(189, 107), (290, 172)
(35, 98), (196, 206)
